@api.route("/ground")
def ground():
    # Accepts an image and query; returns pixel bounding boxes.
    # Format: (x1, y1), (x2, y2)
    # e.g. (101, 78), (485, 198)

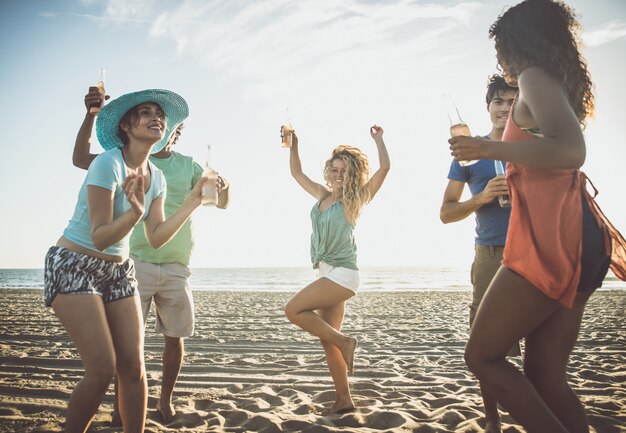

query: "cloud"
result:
(145, 1), (483, 101)
(147, 1), (483, 73)
(38, 11), (58, 18)
(583, 21), (626, 47)
(48, 0), (171, 25)
(40, 0), (160, 25)
(103, 0), (161, 22)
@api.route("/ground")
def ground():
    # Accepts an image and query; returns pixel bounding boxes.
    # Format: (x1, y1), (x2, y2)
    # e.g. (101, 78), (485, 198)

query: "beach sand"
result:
(0, 288), (624, 432)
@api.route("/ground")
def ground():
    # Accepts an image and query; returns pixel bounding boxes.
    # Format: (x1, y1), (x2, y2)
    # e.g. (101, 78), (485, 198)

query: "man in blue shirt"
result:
(440, 75), (517, 433)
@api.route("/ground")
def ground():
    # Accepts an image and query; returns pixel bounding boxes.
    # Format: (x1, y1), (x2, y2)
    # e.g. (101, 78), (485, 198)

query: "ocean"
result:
(1, 267), (625, 292)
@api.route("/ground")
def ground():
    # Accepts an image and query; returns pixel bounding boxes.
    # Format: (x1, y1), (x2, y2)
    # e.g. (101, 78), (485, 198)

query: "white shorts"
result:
(317, 261), (360, 294)
(132, 258), (195, 338)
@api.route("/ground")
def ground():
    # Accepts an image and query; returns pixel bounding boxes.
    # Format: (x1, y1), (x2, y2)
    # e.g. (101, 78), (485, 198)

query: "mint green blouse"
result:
(310, 198), (358, 270)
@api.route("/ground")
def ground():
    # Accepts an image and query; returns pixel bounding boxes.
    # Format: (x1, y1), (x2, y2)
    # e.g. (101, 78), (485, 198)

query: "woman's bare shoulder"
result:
(518, 66), (561, 93)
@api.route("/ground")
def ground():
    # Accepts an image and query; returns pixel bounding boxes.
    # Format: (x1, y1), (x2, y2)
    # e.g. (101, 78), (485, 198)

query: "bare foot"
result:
(485, 418), (502, 433)
(325, 399), (356, 415)
(156, 401), (176, 425)
(340, 336), (357, 375)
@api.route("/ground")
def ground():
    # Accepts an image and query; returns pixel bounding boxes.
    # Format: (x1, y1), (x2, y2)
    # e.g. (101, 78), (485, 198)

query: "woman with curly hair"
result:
(284, 125), (390, 414)
(450, 1), (612, 432)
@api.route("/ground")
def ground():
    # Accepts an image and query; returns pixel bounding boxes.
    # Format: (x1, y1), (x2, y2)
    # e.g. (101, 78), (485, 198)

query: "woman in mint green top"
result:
(284, 125), (390, 414)
(310, 197), (358, 271)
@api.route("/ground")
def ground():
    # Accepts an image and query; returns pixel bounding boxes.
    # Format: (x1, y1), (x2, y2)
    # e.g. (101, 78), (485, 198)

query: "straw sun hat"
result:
(95, 89), (189, 154)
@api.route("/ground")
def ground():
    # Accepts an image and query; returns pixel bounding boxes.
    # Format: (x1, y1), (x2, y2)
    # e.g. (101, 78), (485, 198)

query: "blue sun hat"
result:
(95, 89), (189, 154)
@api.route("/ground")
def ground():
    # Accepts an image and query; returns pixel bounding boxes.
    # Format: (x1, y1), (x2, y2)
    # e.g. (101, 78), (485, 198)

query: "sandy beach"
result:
(0, 288), (624, 433)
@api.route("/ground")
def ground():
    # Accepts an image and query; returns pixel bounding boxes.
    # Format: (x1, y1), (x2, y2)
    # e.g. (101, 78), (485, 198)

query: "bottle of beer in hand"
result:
(281, 107), (293, 148)
(202, 145), (218, 206)
(494, 160), (511, 208)
(89, 68), (106, 115)
(281, 124), (293, 148)
(444, 93), (477, 166)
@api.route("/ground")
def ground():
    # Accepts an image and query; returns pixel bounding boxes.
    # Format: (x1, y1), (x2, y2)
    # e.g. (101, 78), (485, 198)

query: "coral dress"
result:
(501, 109), (614, 308)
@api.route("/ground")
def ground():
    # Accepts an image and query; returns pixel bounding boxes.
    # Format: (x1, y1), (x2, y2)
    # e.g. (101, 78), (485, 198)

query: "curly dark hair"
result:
(489, 0), (594, 125)
(486, 74), (517, 105)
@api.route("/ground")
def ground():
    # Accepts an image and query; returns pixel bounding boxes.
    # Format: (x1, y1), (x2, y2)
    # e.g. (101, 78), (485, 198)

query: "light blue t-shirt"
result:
(447, 158), (511, 246)
(63, 148), (167, 256)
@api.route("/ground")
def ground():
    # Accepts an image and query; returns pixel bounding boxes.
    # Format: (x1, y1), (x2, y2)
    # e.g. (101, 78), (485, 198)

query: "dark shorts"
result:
(578, 196), (611, 292)
(44, 246), (138, 307)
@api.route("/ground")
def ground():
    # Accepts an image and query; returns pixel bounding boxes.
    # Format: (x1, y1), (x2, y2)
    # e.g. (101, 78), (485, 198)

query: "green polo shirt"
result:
(130, 151), (204, 265)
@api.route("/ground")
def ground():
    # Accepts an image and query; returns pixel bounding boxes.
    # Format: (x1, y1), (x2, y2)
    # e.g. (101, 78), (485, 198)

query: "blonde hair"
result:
(323, 145), (371, 225)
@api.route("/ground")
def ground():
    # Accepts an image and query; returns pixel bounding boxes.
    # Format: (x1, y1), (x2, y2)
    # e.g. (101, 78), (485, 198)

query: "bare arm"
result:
(289, 131), (328, 200)
(73, 114), (98, 169)
(73, 87), (108, 169)
(440, 177), (508, 223)
(88, 175), (144, 251)
(142, 175), (208, 249)
(365, 125), (390, 200)
(450, 66), (585, 168)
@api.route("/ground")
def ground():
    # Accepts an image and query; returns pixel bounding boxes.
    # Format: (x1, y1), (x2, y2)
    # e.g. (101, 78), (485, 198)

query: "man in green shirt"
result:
(73, 87), (230, 424)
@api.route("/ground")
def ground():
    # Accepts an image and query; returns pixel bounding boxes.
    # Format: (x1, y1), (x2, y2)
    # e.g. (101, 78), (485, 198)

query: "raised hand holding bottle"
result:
(89, 68), (106, 115)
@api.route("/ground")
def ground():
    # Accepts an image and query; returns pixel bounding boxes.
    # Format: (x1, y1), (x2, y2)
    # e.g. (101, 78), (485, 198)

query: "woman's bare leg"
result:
(53, 294), (116, 433)
(523, 290), (593, 433)
(285, 278), (357, 373)
(318, 302), (355, 413)
(480, 383), (502, 433)
(464, 267), (570, 433)
(105, 295), (147, 433)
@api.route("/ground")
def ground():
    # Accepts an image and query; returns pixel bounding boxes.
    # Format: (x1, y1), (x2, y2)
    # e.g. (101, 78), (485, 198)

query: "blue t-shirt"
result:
(63, 148), (167, 256)
(447, 159), (511, 246)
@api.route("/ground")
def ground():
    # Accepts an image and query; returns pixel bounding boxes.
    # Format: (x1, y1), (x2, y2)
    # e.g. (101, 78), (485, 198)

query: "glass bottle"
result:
(494, 160), (511, 208)
(444, 93), (477, 166)
(281, 123), (293, 148)
(281, 107), (293, 148)
(89, 68), (106, 115)
(201, 145), (218, 206)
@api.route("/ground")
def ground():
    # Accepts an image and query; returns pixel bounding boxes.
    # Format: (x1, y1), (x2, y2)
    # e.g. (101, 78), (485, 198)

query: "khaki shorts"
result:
(133, 258), (194, 338)
(470, 244), (521, 357)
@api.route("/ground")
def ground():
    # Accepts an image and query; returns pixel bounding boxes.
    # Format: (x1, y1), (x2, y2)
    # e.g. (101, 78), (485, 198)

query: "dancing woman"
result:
(450, 1), (614, 432)
(284, 125), (390, 414)
(45, 89), (206, 433)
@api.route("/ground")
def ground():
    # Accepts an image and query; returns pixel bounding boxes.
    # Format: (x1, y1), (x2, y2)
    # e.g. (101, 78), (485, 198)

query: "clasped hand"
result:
(448, 135), (489, 162)
(122, 173), (145, 217)
(479, 176), (509, 204)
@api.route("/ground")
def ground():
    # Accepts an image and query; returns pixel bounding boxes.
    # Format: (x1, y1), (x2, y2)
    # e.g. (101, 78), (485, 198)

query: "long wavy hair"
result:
(323, 145), (371, 225)
(489, 0), (594, 126)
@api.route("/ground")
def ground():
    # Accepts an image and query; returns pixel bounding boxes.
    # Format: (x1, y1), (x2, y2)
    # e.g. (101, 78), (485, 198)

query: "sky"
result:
(0, 0), (625, 269)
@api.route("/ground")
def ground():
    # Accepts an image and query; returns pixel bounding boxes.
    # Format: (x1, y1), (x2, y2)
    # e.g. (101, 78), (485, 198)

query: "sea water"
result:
(0, 267), (624, 292)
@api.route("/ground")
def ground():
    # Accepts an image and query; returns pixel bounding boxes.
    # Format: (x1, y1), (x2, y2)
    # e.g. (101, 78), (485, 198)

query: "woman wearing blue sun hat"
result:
(44, 89), (206, 433)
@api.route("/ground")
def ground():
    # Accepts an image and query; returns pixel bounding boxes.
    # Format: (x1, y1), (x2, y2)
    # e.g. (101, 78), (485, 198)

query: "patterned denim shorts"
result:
(44, 246), (138, 307)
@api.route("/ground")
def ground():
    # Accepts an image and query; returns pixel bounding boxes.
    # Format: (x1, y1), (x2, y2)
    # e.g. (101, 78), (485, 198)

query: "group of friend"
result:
(43, 1), (625, 433)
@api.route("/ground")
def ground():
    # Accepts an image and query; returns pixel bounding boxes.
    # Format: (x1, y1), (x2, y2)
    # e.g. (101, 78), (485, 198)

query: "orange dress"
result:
(501, 112), (601, 308)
